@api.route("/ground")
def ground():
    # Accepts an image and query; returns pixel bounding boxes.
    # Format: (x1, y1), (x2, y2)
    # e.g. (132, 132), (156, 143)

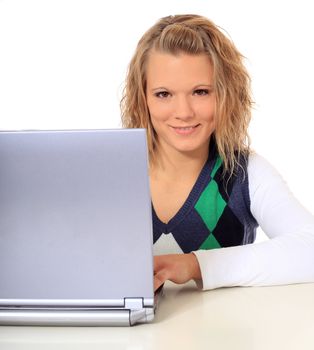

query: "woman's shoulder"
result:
(246, 151), (295, 216)
(247, 152), (284, 184)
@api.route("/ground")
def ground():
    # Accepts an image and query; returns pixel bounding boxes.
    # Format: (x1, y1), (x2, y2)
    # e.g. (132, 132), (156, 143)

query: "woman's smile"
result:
(170, 124), (201, 135)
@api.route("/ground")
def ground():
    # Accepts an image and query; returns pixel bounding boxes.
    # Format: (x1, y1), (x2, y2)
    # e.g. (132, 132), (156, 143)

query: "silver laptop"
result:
(0, 129), (154, 326)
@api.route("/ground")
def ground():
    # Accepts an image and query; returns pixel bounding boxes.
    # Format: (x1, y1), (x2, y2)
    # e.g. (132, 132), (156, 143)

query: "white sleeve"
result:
(193, 153), (314, 290)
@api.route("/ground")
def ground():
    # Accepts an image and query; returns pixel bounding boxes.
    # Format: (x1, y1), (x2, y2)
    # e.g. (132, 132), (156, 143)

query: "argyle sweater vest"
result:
(152, 147), (258, 254)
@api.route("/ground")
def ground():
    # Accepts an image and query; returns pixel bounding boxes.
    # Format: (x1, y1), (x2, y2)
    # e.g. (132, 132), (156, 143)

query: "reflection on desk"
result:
(1, 281), (314, 350)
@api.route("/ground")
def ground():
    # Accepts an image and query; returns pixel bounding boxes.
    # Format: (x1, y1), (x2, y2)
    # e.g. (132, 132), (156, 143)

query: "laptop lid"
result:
(0, 129), (154, 326)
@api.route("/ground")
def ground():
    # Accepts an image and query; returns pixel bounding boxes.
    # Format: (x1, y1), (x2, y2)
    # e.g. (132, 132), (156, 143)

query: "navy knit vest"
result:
(152, 145), (258, 253)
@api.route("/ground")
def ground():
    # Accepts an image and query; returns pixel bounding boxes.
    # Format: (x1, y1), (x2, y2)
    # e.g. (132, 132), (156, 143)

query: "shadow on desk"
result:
(154, 281), (201, 323)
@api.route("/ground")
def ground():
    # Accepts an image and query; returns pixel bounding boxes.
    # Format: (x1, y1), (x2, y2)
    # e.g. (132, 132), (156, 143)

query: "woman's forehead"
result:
(145, 51), (213, 88)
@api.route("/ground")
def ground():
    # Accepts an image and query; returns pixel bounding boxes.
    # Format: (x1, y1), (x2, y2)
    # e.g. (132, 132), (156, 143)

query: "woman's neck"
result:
(150, 142), (209, 181)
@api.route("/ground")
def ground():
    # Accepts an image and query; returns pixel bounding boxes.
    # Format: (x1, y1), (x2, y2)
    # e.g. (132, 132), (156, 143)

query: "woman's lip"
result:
(170, 124), (200, 135)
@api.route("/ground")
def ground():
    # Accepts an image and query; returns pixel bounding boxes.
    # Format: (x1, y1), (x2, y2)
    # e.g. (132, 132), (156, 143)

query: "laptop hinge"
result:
(125, 298), (154, 325)
(124, 298), (144, 310)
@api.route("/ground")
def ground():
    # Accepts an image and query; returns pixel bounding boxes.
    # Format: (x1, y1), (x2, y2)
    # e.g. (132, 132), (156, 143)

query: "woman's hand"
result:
(153, 253), (202, 291)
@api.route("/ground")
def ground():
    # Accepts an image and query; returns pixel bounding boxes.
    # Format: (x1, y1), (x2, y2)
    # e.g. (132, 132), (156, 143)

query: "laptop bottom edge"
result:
(0, 308), (154, 326)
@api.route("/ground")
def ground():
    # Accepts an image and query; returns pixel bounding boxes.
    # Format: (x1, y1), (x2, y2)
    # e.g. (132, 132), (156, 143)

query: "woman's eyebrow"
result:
(192, 84), (214, 89)
(151, 87), (168, 91)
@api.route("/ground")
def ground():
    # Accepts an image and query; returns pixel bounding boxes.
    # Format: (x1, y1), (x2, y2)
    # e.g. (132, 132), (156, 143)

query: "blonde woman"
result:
(121, 14), (314, 291)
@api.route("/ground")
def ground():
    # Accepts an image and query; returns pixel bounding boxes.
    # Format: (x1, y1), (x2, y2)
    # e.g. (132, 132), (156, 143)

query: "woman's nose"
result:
(174, 96), (194, 120)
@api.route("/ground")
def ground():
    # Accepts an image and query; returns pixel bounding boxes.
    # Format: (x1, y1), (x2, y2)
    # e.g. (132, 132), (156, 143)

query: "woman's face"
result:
(146, 51), (216, 157)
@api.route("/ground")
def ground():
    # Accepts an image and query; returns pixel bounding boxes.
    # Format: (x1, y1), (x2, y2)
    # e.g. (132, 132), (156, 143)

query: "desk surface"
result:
(1, 281), (314, 350)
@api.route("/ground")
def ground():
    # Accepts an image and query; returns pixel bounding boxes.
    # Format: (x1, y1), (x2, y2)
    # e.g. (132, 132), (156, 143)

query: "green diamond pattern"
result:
(194, 156), (226, 249)
(199, 231), (221, 249)
(195, 180), (226, 231)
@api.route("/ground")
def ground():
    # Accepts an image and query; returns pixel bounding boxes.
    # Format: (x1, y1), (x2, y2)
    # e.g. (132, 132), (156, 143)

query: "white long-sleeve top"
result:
(193, 153), (314, 290)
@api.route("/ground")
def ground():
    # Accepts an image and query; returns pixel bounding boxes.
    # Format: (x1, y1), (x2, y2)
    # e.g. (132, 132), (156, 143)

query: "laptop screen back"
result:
(0, 129), (154, 306)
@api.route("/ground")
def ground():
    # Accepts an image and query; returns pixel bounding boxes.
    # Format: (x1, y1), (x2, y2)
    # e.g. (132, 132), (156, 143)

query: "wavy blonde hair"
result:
(120, 14), (253, 174)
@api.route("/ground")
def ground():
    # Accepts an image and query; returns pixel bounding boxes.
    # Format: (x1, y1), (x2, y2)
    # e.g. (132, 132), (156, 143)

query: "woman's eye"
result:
(193, 89), (209, 96)
(155, 91), (170, 98)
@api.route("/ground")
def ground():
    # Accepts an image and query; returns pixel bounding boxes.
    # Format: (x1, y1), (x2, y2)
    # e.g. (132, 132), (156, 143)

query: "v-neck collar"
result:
(152, 145), (218, 234)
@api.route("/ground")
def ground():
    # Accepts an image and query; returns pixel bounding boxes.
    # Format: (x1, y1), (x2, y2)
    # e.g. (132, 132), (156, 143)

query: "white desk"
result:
(1, 281), (314, 350)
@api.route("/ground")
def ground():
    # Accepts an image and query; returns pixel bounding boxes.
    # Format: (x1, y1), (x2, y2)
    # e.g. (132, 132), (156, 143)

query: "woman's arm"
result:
(193, 153), (314, 290)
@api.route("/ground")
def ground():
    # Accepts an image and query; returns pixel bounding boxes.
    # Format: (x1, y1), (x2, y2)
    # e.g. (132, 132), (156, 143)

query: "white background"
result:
(0, 0), (313, 241)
